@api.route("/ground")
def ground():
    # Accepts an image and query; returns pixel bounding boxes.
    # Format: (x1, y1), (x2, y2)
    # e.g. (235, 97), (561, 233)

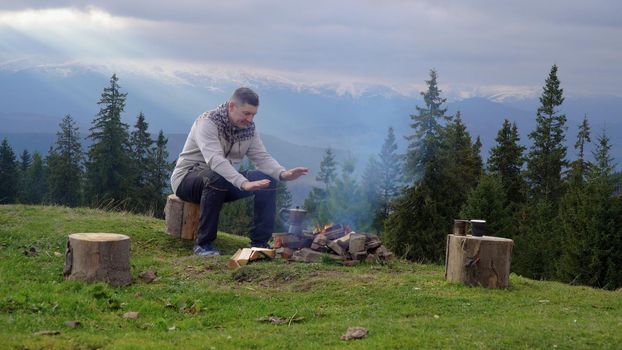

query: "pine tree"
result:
(275, 181), (294, 232)
(0, 138), (19, 204)
(316, 148), (337, 189)
(405, 69), (451, 181)
(304, 148), (338, 223)
(570, 115), (591, 182)
(19, 150), (32, 171)
(361, 155), (381, 204)
(16, 149), (32, 203)
(150, 130), (170, 194)
(514, 199), (558, 279)
(385, 72), (474, 262)
(377, 127), (402, 218)
(442, 111), (481, 195)
(384, 184), (445, 261)
(488, 119), (526, 204)
(146, 130), (172, 217)
(318, 157), (370, 230)
(460, 175), (510, 236)
(472, 136), (484, 177)
(526, 64), (568, 204)
(361, 155), (382, 232)
(515, 65), (569, 280)
(47, 115), (83, 207)
(84, 74), (132, 208)
(588, 130), (619, 288)
(129, 112), (155, 212)
(558, 130), (620, 288)
(23, 152), (46, 204)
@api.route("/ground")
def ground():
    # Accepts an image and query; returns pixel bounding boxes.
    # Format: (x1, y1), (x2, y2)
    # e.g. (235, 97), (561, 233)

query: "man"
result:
(171, 87), (308, 256)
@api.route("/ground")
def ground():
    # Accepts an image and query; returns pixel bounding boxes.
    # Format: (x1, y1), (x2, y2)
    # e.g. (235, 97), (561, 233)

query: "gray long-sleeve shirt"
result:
(170, 113), (285, 194)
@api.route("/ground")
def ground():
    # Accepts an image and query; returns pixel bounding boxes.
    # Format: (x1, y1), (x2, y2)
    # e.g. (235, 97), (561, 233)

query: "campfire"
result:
(272, 223), (393, 264)
(228, 207), (393, 268)
(312, 223), (351, 240)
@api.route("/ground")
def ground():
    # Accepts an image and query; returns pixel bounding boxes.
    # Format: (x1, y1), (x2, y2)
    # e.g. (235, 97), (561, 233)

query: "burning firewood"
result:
(281, 223), (394, 264)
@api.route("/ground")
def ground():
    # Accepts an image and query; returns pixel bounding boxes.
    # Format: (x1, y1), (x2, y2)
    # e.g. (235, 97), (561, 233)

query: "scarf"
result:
(204, 103), (255, 144)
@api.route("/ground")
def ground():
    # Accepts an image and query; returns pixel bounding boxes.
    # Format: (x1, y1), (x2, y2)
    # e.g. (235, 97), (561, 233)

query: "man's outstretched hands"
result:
(280, 167), (309, 181)
(241, 167), (308, 191)
(241, 179), (271, 191)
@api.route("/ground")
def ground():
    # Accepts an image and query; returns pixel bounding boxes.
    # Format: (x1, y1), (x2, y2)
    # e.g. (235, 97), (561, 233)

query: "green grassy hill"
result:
(1, 205), (620, 349)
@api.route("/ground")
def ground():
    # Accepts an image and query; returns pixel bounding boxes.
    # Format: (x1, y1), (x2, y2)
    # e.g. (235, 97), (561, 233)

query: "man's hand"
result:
(280, 167), (309, 181)
(241, 179), (271, 191)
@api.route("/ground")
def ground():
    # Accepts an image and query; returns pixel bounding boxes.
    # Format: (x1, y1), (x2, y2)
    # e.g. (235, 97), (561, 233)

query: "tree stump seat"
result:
(64, 233), (132, 286)
(445, 234), (514, 289)
(164, 194), (200, 241)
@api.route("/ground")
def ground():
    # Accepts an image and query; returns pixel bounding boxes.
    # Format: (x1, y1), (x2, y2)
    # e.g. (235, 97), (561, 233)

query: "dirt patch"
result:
(286, 271), (372, 292)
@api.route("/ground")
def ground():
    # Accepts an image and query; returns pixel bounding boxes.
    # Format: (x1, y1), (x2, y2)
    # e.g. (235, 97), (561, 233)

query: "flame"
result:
(313, 223), (334, 234)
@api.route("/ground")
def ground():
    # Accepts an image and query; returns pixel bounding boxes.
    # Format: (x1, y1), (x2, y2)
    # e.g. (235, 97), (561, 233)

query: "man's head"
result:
(228, 87), (259, 129)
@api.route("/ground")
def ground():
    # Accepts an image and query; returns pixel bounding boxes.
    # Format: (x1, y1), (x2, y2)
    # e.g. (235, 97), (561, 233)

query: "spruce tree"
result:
(558, 130), (619, 288)
(304, 148), (337, 223)
(0, 138), (19, 204)
(472, 136), (484, 176)
(526, 64), (568, 204)
(385, 72), (470, 261)
(377, 127), (402, 218)
(405, 69), (451, 181)
(441, 112), (481, 196)
(384, 184), (445, 261)
(488, 119), (526, 204)
(19, 150), (32, 171)
(16, 149), (32, 203)
(515, 65), (569, 279)
(361, 155), (381, 205)
(146, 130), (172, 217)
(47, 115), (83, 207)
(84, 74), (132, 208)
(361, 155), (382, 232)
(274, 181), (294, 232)
(316, 148), (337, 189)
(460, 175), (510, 236)
(129, 112), (155, 212)
(318, 157), (370, 230)
(589, 131), (618, 288)
(570, 115), (591, 183)
(23, 152), (46, 204)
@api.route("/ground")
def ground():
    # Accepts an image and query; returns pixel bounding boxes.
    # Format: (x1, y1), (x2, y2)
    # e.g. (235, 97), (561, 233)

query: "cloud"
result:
(1, 1), (621, 98)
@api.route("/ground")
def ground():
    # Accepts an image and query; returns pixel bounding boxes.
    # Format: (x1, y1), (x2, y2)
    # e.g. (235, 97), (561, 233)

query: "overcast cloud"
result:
(0, 0), (621, 98)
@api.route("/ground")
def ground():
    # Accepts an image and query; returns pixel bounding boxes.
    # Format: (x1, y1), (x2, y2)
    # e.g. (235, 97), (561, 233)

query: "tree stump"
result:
(164, 194), (200, 241)
(445, 234), (514, 288)
(64, 233), (132, 286)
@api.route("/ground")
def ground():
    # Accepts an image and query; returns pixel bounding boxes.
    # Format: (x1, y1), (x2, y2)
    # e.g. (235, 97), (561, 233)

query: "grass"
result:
(0, 204), (621, 350)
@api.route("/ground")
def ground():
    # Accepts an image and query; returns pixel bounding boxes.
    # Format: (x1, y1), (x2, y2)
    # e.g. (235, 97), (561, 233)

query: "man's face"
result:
(228, 101), (257, 128)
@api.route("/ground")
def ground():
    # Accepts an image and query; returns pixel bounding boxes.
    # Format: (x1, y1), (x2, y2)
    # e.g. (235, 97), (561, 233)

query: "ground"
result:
(0, 205), (621, 349)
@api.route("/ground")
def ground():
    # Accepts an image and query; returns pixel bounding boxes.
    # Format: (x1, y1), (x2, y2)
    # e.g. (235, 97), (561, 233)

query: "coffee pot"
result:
(279, 206), (307, 235)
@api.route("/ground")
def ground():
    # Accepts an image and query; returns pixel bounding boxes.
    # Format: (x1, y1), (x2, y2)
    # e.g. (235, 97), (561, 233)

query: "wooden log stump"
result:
(164, 194), (200, 241)
(445, 234), (514, 289)
(64, 233), (132, 286)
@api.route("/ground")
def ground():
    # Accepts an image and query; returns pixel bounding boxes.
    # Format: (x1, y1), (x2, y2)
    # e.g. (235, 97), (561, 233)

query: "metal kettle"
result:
(278, 206), (307, 235)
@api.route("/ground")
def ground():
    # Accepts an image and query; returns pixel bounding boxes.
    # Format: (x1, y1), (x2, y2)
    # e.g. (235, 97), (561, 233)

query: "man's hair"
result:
(230, 87), (259, 107)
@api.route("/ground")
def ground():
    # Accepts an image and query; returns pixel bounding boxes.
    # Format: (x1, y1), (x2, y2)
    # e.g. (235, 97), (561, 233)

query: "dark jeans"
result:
(175, 165), (278, 247)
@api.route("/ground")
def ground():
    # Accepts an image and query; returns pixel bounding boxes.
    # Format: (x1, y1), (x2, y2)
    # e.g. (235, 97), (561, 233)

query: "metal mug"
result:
(453, 220), (468, 236)
(470, 220), (486, 237)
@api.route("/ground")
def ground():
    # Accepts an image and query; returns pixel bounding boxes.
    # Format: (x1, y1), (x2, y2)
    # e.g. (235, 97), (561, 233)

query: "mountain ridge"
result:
(1, 62), (620, 172)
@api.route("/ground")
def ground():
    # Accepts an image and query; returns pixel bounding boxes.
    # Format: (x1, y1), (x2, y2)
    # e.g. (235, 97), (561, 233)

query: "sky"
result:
(0, 0), (621, 98)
